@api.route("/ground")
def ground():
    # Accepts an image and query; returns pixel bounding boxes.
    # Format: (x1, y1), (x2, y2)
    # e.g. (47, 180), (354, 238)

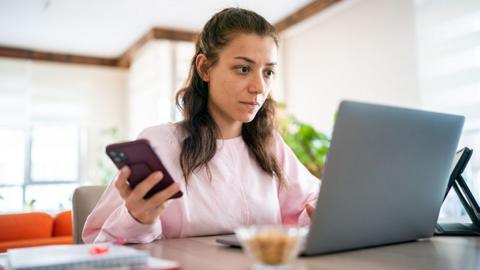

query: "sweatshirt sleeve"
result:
(274, 132), (321, 227)
(82, 128), (165, 244)
(82, 178), (163, 244)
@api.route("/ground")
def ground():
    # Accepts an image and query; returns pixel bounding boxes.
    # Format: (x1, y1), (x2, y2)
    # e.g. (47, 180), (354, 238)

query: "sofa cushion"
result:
(0, 212), (53, 242)
(52, 211), (72, 237)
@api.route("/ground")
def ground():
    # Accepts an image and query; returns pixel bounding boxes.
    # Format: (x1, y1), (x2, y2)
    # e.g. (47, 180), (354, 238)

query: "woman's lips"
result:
(240, 101), (259, 111)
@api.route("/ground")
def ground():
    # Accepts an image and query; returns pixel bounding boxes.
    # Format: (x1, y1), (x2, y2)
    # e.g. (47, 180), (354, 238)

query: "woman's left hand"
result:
(305, 203), (315, 218)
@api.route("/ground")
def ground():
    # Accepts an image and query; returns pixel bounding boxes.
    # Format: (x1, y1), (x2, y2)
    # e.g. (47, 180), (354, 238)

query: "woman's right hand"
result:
(114, 166), (180, 225)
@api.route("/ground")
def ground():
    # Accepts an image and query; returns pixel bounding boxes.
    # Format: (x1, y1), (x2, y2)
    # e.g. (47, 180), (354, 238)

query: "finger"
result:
(115, 166), (131, 198)
(150, 195), (175, 217)
(305, 203), (315, 218)
(145, 183), (180, 210)
(151, 203), (167, 217)
(130, 171), (163, 200)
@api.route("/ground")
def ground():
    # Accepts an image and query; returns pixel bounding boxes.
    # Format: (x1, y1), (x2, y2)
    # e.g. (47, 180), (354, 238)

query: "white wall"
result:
(128, 40), (194, 138)
(0, 57), (128, 185)
(279, 0), (420, 133)
(128, 41), (174, 139)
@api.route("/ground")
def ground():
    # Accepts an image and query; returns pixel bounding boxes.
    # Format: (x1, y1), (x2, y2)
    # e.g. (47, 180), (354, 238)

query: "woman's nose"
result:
(248, 72), (266, 94)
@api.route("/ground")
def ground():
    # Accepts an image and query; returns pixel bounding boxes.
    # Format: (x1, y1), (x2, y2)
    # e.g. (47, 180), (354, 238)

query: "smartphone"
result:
(106, 139), (183, 199)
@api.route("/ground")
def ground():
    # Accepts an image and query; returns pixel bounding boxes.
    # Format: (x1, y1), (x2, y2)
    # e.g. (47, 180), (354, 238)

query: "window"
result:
(30, 125), (80, 182)
(0, 124), (80, 213)
(0, 186), (23, 213)
(0, 128), (25, 185)
(415, 0), (480, 219)
(0, 59), (125, 214)
(25, 183), (78, 211)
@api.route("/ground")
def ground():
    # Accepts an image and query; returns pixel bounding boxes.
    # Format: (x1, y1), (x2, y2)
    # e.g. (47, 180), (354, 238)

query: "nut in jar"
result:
(235, 225), (308, 268)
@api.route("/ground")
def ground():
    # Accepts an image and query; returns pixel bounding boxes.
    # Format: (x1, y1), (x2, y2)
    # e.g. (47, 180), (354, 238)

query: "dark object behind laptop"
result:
(435, 147), (480, 235)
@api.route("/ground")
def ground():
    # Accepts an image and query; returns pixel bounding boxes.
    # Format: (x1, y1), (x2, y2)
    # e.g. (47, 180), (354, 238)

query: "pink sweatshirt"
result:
(83, 123), (320, 243)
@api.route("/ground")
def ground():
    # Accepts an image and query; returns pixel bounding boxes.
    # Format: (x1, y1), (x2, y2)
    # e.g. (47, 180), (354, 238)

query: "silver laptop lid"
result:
(305, 101), (464, 255)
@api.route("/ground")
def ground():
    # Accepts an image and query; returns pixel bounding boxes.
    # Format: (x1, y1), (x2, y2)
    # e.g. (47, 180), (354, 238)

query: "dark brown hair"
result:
(175, 7), (285, 185)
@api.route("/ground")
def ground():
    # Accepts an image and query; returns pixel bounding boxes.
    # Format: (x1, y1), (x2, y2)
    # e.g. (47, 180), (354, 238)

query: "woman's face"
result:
(203, 34), (278, 127)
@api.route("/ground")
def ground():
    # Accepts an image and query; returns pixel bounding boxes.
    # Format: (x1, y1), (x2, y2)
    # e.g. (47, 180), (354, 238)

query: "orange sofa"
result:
(0, 210), (73, 252)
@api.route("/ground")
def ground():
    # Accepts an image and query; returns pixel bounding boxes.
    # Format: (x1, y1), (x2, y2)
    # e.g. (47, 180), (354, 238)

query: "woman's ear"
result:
(195, 54), (210, 82)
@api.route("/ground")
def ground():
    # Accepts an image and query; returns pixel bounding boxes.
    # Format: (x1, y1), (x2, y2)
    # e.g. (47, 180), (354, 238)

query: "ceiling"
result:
(0, 0), (312, 58)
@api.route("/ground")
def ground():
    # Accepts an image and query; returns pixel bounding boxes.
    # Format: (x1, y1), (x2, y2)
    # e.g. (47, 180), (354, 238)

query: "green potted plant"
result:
(26, 198), (37, 212)
(277, 103), (330, 178)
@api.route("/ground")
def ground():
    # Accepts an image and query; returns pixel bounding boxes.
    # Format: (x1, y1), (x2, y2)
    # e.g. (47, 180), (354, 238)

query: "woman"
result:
(83, 7), (320, 244)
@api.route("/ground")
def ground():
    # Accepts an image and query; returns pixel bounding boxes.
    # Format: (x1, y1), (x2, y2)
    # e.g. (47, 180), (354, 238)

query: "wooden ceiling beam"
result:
(117, 27), (197, 68)
(0, 46), (118, 67)
(274, 0), (342, 32)
(0, 0), (341, 67)
(117, 28), (155, 68)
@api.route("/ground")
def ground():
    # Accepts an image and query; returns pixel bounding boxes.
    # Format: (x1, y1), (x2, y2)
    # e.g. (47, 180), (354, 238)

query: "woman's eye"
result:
(237, 66), (250, 74)
(264, 69), (276, 78)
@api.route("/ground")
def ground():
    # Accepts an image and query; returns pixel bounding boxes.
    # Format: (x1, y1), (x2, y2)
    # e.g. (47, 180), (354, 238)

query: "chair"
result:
(72, 185), (106, 244)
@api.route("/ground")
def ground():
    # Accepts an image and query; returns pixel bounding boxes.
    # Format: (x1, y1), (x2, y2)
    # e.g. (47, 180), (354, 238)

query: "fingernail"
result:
(155, 171), (163, 179)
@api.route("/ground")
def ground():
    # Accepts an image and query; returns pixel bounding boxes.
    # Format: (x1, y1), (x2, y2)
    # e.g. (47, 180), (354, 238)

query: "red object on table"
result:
(89, 245), (109, 255)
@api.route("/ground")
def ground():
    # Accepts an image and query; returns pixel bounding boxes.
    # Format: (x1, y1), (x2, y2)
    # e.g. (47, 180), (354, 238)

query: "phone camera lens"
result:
(110, 151), (117, 157)
(118, 152), (127, 161)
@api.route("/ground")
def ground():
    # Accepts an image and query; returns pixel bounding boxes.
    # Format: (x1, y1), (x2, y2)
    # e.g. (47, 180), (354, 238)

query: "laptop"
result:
(216, 100), (464, 255)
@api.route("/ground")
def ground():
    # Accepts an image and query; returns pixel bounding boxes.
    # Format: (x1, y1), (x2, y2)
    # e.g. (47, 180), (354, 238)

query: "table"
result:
(132, 236), (480, 270)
